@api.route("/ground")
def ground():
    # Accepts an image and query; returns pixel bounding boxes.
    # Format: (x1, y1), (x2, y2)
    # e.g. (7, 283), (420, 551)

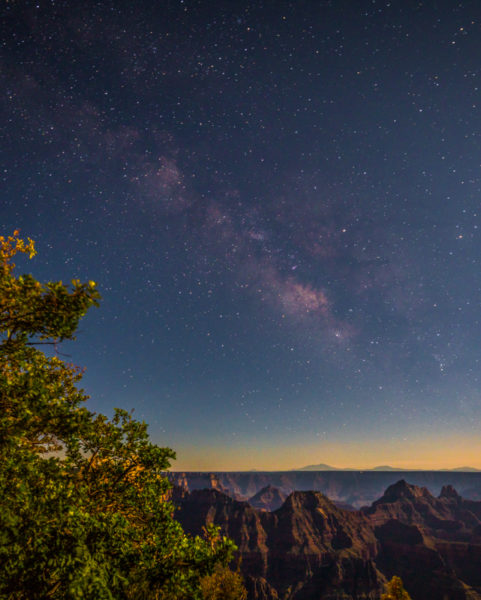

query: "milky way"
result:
(2, 1), (481, 469)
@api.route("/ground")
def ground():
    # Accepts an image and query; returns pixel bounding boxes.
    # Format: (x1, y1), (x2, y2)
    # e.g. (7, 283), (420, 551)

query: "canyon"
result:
(170, 473), (481, 599)
(169, 470), (481, 509)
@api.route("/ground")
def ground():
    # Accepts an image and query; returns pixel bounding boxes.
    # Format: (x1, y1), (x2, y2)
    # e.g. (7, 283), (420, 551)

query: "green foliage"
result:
(200, 563), (247, 600)
(381, 576), (412, 600)
(0, 232), (236, 599)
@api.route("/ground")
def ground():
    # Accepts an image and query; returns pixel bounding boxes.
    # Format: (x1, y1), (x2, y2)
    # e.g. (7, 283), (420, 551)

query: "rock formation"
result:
(248, 485), (288, 512)
(174, 479), (481, 599)
(168, 470), (481, 508)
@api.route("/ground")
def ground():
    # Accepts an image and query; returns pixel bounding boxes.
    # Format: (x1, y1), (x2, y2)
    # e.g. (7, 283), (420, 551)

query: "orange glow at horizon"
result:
(171, 433), (481, 471)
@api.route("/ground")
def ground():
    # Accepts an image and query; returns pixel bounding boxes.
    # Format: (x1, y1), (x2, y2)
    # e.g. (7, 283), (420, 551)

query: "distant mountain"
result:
(294, 463), (338, 471)
(370, 465), (406, 471)
(295, 463), (406, 472)
(294, 464), (481, 472)
(443, 466), (481, 472)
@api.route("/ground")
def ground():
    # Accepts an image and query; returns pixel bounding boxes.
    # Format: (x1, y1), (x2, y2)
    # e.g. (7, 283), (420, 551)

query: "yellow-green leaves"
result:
(0, 232), (236, 600)
(0, 235), (100, 346)
(200, 563), (247, 600)
(381, 576), (412, 600)
(0, 230), (36, 274)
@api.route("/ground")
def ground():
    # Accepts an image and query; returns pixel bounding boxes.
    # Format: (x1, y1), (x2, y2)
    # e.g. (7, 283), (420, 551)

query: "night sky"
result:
(3, 1), (481, 470)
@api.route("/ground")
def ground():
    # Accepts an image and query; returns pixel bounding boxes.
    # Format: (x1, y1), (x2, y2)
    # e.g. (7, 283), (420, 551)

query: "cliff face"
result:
(363, 480), (481, 535)
(176, 489), (270, 578)
(174, 480), (481, 600)
(177, 488), (383, 599)
(264, 491), (382, 600)
(361, 480), (481, 600)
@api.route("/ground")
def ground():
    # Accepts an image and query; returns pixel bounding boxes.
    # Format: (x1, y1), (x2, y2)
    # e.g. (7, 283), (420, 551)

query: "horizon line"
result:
(169, 466), (481, 473)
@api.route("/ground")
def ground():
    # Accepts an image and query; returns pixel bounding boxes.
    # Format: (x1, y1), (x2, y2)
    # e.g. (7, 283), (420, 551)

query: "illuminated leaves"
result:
(200, 562), (248, 600)
(0, 230), (36, 274)
(0, 232), (236, 599)
(381, 576), (412, 600)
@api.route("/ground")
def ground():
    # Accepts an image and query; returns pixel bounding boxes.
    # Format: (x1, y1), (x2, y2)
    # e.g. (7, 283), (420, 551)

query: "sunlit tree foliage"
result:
(0, 231), (236, 599)
(381, 575), (412, 600)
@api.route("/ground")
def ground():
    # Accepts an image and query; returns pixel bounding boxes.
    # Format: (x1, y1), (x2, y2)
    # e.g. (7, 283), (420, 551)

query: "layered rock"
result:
(362, 480), (481, 599)
(177, 488), (383, 599)
(174, 480), (481, 600)
(168, 470), (481, 508)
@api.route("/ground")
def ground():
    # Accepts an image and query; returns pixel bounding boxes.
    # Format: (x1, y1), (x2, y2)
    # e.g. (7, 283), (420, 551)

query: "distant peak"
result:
(248, 485), (287, 512)
(370, 465), (405, 471)
(250, 484), (280, 497)
(439, 485), (460, 499)
(389, 479), (411, 491)
(379, 479), (430, 503)
(450, 466), (481, 472)
(282, 490), (333, 511)
(294, 463), (336, 471)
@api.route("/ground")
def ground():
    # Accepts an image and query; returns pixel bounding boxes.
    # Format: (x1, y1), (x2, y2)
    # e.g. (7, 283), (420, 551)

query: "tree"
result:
(381, 576), (412, 600)
(200, 563), (247, 600)
(0, 231), (236, 599)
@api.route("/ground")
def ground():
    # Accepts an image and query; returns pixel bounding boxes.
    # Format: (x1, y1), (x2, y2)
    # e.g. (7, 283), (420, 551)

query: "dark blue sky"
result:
(2, 0), (481, 469)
